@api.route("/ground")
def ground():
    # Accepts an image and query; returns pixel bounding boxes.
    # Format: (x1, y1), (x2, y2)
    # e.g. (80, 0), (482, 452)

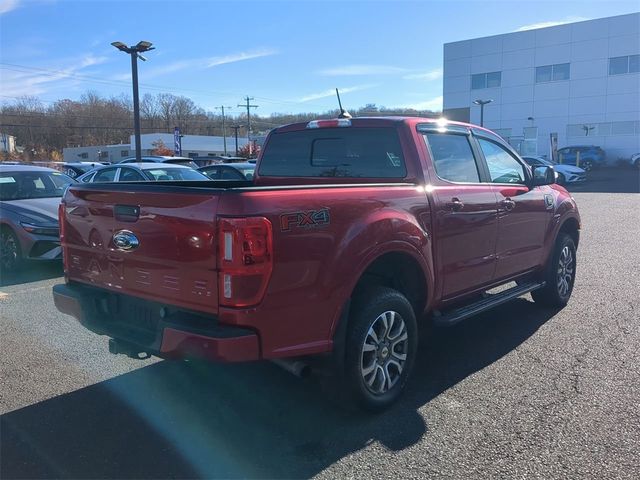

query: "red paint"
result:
(54, 117), (580, 362)
(160, 328), (260, 362)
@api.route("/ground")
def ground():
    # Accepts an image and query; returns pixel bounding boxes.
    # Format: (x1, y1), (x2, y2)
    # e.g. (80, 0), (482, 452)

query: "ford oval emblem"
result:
(112, 230), (139, 251)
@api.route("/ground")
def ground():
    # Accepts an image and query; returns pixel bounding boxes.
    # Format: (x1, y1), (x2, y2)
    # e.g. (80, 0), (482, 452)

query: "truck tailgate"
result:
(62, 186), (219, 315)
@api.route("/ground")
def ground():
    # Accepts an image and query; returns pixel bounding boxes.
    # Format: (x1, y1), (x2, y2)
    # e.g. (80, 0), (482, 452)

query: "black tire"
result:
(557, 173), (566, 186)
(581, 159), (594, 172)
(0, 226), (23, 272)
(342, 286), (418, 412)
(532, 233), (576, 308)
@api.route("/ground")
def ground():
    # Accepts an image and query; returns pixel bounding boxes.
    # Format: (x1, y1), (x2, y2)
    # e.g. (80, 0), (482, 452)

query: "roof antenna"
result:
(335, 88), (352, 119)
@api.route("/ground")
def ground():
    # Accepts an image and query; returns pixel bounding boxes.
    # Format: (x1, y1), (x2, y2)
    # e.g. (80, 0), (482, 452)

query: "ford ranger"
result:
(53, 117), (581, 411)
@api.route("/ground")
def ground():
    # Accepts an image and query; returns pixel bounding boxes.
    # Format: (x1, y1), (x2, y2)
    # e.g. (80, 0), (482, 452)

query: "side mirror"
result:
(531, 165), (556, 186)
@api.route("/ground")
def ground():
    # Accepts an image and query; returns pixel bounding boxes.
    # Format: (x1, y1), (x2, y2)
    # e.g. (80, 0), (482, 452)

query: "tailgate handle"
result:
(114, 205), (140, 222)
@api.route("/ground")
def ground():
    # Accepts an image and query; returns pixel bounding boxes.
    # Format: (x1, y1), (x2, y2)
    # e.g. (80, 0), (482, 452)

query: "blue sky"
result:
(0, 0), (638, 116)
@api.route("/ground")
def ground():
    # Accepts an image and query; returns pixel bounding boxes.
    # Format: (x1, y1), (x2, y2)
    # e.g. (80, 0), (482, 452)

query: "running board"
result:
(433, 281), (545, 327)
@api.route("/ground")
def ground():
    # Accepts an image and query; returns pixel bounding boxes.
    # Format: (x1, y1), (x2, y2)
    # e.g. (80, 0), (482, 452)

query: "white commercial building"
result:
(1, 132), (17, 153)
(443, 12), (640, 161)
(63, 133), (249, 163)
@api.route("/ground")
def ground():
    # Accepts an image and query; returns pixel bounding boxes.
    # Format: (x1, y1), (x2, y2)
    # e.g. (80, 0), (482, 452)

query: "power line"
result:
(0, 63), (337, 111)
(238, 96), (258, 153)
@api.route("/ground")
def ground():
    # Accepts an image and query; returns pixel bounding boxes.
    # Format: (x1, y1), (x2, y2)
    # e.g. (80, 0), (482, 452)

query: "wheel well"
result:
(559, 217), (580, 247)
(352, 252), (427, 316)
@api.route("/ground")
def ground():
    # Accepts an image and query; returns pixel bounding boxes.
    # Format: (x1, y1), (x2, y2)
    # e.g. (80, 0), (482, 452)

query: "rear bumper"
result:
(53, 282), (260, 362)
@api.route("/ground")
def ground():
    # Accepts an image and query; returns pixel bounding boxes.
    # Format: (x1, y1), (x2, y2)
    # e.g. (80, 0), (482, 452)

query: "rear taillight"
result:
(58, 202), (69, 275)
(218, 217), (273, 307)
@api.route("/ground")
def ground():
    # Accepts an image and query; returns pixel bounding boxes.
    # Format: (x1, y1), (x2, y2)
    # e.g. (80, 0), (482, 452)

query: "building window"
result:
(121, 150), (129, 157)
(471, 71), (501, 90)
(535, 63), (570, 83)
(609, 55), (640, 75)
(99, 151), (108, 158)
(79, 152), (88, 159)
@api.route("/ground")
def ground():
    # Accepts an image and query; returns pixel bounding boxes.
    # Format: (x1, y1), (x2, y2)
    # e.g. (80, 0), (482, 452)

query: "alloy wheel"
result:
(557, 246), (574, 298)
(1, 230), (19, 270)
(360, 310), (409, 395)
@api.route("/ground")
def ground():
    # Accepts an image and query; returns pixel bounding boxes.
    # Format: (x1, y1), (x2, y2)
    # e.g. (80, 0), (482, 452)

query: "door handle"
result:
(501, 198), (516, 211)
(445, 198), (464, 212)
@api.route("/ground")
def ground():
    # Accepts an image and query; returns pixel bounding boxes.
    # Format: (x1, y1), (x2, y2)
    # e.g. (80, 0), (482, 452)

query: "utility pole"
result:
(215, 106), (232, 155)
(238, 96), (258, 154)
(231, 125), (241, 156)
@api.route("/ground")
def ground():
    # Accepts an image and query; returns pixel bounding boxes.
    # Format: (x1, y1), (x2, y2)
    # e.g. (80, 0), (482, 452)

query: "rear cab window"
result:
(258, 127), (407, 178)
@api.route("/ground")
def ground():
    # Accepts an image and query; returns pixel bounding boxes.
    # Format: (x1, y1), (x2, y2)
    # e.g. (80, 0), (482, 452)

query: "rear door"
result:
(420, 125), (499, 300)
(62, 185), (220, 314)
(473, 132), (552, 280)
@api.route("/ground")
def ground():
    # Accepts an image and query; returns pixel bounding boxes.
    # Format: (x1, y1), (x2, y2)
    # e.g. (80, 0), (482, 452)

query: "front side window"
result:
(0, 171), (74, 200)
(259, 127), (407, 178)
(478, 138), (526, 184)
(424, 133), (480, 183)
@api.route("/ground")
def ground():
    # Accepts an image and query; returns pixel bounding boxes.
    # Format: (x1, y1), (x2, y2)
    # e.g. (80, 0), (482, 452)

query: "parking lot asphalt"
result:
(1, 170), (639, 479)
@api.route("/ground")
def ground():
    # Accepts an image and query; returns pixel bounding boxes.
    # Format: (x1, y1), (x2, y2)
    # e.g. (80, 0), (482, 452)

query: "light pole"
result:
(215, 106), (232, 155)
(473, 99), (493, 127)
(111, 40), (155, 162)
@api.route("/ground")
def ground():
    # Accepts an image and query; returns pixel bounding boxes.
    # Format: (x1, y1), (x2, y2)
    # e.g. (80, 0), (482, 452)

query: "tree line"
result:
(0, 92), (439, 160)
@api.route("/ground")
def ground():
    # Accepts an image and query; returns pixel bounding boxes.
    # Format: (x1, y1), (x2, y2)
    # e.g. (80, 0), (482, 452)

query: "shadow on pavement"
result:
(0, 261), (63, 287)
(1, 299), (558, 479)
(567, 167), (639, 194)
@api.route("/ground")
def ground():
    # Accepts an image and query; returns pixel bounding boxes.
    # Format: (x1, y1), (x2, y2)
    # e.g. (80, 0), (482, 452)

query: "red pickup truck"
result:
(53, 117), (580, 410)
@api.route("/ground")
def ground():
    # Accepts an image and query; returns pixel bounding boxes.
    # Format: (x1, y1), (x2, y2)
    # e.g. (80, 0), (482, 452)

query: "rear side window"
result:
(93, 168), (117, 183)
(424, 133), (480, 183)
(259, 127), (406, 178)
(119, 168), (146, 182)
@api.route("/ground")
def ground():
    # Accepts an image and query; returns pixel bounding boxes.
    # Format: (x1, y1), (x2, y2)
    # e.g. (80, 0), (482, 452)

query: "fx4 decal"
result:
(280, 208), (330, 232)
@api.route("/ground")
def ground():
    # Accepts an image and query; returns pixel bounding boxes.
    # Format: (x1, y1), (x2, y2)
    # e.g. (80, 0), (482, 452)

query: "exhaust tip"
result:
(272, 358), (311, 378)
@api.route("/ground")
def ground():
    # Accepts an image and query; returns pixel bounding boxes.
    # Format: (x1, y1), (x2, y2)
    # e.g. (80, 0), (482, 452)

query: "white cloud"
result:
(206, 48), (277, 68)
(297, 84), (377, 102)
(318, 64), (408, 76)
(79, 55), (109, 68)
(0, 0), (20, 14)
(403, 68), (443, 81)
(128, 48), (277, 80)
(0, 53), (110, 97)
(400, 95), (443, 111)
(517, 16), (590, 31)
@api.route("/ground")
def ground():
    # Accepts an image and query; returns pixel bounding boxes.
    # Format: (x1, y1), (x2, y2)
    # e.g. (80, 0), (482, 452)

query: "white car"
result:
(76, 162), (208, 183)
(522, 156), (587, 185)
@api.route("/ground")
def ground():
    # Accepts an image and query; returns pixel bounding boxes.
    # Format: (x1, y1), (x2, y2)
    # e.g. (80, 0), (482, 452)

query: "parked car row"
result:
(0, 165), (75, 270)
(0, 159), (257, 272)
(522, 156), (587, 185)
